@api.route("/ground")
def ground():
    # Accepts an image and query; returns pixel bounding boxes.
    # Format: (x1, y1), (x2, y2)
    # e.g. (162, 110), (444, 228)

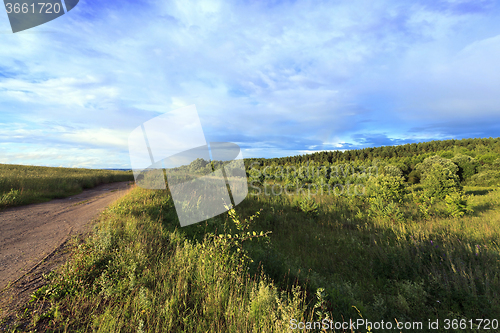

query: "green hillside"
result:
(3, 137), (500, 333)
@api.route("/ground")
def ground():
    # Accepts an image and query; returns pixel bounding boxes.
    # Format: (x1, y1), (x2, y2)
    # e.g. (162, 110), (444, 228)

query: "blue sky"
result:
(1, 0), (500, 168)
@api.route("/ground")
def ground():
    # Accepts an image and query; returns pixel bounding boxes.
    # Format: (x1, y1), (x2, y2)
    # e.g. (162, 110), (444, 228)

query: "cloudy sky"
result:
(1, 0), (499, 168)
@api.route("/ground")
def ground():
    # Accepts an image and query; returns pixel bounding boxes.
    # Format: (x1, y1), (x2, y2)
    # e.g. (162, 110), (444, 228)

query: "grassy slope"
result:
(2, 149), (500, 332)
(5, 184), (500, 332)
(0, 164), (134, 210)
(5, 187), (310, 332)
(236, 185), (500, 329)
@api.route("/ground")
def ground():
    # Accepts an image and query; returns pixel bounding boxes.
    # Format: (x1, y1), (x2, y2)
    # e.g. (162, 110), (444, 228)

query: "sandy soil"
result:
(0, 181), (134, 316)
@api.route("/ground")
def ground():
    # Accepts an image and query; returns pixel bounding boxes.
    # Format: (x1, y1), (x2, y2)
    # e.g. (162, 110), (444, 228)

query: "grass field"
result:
(2, 149), (500, 332)
(3, 181), (499, 332)
(4, 187), (312, 332)
(0, 164), (134, 210)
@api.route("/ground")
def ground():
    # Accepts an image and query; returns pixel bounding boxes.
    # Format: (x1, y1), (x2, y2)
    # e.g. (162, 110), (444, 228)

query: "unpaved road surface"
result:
(0, 181), (133, 294)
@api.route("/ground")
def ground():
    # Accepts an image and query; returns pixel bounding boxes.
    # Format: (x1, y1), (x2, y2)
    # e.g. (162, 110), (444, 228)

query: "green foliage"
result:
(416, 155), (459, 180)
(477, 152), (499, 165)
(421, 164), (462, 199)
(368, 196), (405, 222)
(411, 191), (436, 219)
(382, 165), (403, 178)
(20, 188), (308, 332)
(452, 154), (480, 182)
(298, 196), (319, 216)
(189, 158), (210, 173)
(0, 188), (22, 207)
(249, 168), (265, 186)
(407, 169), (421, 185)
(0, 164), (133, 209)
(467, 170), (500, 187)
(365, 175), (406, 221)
(366, 175), (407, 204)
(445, 190), (473, 217)
(438, 150), (455, 159)
(493, 158), (500, 169)
(313, 288), (330, 321)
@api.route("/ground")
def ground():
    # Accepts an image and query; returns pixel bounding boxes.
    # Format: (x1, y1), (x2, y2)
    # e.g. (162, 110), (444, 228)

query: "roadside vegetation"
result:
(0, 164), (133, 210)
(2, 137), (500, 332)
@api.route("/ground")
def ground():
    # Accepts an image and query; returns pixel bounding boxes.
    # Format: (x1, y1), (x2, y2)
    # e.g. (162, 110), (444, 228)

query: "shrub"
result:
(438, 151), (454, 159)
(382, 165), (403, 178)
(298, 197), (319, 216)
(366, 175), (407, 204)
(477, 153), (499, 165)
(368, 196), (404, 222)
(445, 190), (473, 218)
(0, 188), (22, 207)
(416, 155), (459, 180)
(249, 168), (265, 186)
(451, 154), (480, 182)
(415, 155), (462, 199)
(407, 169), (421, 185)
(189, 158), (209, 173)
(421, 164), (462, 199)
(467, 170), (500, 187)
(411, 191), (435, 219)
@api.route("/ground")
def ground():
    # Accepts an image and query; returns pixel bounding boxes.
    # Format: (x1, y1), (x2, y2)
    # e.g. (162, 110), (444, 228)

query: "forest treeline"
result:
(245, 137), (500, 166)
(243, 137), (500, 187)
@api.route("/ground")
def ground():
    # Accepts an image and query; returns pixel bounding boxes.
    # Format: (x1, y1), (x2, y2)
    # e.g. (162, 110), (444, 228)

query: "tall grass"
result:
(4, 171), (500, 332)
(17, 188), (311, 332)
(234, 185), (500, 332)
(0, 164), (133, 209)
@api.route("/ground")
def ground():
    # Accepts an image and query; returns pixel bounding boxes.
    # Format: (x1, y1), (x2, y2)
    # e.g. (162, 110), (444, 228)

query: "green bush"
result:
(477, 153), (499, 165)
(298, 196), (319, 216)
(407, 169), (421, 185)
(421, 164), (462, 199)
(467, 170), (500, 187)
(438, 151), (454, 159)
(249, 168), (265, 186)
(415, 155), (462, 199)
(382, 165), (403, 178)
(452, 154), (480, 182)
(366, 175), (407, 204)
(445, 190), (473, 218)
(416, 155), (459, 179)
(368, 196), (404, 222)
(0, 188), (22, 207)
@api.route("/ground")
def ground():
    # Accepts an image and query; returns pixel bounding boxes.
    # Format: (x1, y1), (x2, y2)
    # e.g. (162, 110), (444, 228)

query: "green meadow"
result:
(2, 137), (500, 332)
(0, 164), (134, 210)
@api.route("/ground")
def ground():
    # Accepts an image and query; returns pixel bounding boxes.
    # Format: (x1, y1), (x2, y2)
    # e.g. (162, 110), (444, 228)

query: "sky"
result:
(1, 0), (500, 169)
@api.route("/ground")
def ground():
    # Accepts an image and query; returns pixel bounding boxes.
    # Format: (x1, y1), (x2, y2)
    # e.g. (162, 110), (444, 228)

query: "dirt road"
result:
(0, 181), (133, 293)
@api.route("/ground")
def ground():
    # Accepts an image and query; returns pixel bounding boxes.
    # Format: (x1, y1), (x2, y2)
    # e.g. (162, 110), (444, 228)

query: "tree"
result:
(415, 155), (459, 180)
(421, 164), (461, 199)
(366, 174), (407, 204)
(189, 158), (209, 173)
(451, 154), (480, 182)
(382, 165), (403, 178)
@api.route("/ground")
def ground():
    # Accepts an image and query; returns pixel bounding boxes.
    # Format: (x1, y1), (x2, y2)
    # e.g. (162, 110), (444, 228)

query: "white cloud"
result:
(0, 0), (499, 167)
